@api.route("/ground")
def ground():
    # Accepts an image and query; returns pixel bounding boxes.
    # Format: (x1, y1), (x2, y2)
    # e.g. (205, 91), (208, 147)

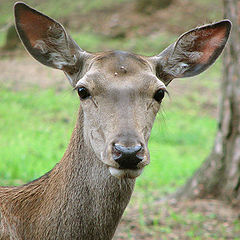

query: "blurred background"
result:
(1, 0), (239, 239)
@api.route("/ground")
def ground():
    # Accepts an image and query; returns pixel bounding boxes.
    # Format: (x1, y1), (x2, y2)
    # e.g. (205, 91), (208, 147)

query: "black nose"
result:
(112, 144), (144, 169)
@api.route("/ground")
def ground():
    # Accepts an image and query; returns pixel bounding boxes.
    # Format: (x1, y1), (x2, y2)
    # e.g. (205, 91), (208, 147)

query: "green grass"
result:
(137, 110), (216, 191)
(0, 86), (216, 190)
(0, 87), (78, 185)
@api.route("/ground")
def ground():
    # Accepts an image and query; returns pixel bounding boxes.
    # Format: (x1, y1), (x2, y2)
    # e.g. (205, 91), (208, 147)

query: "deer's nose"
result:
(112, 143), (144, 169)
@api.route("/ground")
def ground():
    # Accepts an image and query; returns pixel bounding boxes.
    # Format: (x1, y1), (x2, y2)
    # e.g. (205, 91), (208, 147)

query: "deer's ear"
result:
(14, 2), (88, 86)
(152, 20), (231, 85)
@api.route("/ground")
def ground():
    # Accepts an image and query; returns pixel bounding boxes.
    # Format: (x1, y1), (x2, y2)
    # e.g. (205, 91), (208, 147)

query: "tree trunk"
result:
(176, 0), (240, 204)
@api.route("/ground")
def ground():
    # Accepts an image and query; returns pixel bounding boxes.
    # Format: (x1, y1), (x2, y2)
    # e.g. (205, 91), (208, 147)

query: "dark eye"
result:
(77, 87), (91, 100)
(153, 89), (165, 102)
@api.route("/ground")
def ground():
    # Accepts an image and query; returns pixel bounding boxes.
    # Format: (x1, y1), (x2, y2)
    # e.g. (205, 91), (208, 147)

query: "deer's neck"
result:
(1, 108), (135, 240)
(52, 108), (135, 239)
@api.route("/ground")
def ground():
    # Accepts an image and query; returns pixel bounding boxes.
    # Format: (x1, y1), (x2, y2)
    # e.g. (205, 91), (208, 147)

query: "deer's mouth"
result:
(101, 141), (149, 178)
(108, 167), (143, 179)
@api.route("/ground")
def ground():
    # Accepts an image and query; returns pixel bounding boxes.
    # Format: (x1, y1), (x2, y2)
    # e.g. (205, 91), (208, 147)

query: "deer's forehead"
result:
(81, 70), (159, 91)
(91, 51), (152, 77)
(76, 51), (163, 91)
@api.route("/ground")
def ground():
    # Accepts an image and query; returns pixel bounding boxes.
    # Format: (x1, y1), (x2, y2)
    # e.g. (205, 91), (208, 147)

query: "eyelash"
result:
(153, 88), (168, 102)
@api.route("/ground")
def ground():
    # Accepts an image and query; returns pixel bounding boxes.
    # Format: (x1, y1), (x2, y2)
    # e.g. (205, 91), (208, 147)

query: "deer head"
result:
(14, 2), (231, 179)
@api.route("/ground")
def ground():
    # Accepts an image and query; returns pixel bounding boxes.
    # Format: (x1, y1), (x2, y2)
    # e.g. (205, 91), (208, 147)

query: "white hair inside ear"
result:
(152, 20), (231, 83)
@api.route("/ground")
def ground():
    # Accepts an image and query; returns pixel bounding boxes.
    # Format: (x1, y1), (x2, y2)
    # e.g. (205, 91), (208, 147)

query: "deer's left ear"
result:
(151, 20), (232, 85)
(14, 2), (90, 87)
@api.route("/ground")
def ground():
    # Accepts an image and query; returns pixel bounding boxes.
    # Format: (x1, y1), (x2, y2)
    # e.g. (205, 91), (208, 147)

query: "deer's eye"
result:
(77, 87), (91, 100)
(153, 89), (165, 103)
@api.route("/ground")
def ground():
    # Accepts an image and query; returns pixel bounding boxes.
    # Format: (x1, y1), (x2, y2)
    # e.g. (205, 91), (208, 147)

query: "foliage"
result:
(135, 0), (173, 14)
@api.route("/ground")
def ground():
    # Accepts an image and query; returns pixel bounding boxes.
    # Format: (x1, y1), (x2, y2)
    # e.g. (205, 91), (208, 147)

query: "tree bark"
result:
(176, 0), (240, 204)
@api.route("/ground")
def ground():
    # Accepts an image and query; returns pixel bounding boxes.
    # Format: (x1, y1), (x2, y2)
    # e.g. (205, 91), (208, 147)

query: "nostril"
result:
(135, 147), (144, 160)
(112, 143), (145, 169)
(112, 144), (123, 160)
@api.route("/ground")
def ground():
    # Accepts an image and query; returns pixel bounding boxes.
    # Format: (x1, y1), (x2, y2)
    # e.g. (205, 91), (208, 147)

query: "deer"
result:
(0, 2), (231, 240)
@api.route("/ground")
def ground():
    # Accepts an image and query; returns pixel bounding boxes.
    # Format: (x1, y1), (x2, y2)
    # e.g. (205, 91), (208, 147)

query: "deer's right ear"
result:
(151, 20), (231, 85)
(14, 2), (89, 86)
